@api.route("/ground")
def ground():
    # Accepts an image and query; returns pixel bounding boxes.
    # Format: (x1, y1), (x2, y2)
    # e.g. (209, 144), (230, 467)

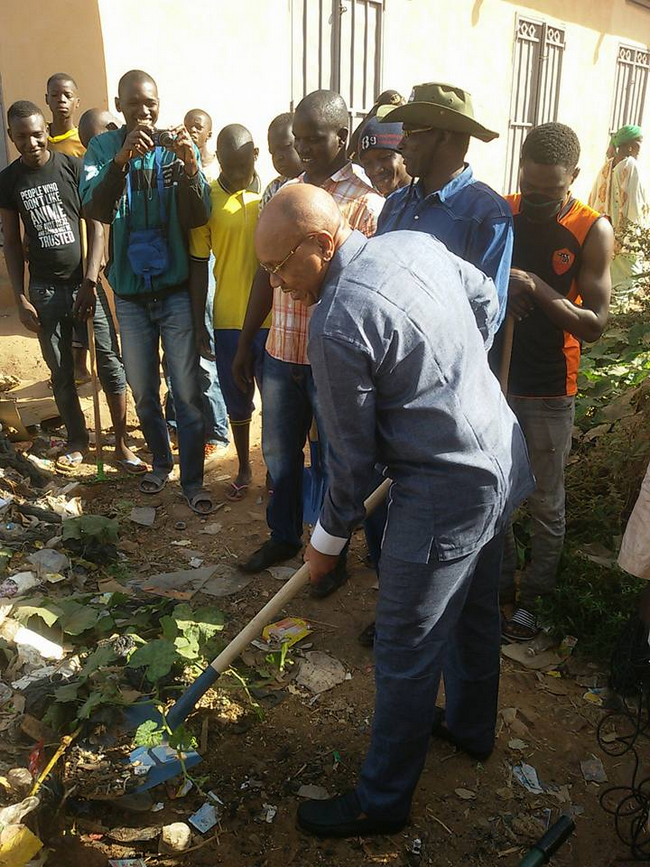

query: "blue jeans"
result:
(116, 291), (205, 497)
(357, 531), (504, 820)
(165, 267), (229, 445)
(261, 352), (329, 547)
(29, 279), (126, 449)
(214, 328), (267, 422)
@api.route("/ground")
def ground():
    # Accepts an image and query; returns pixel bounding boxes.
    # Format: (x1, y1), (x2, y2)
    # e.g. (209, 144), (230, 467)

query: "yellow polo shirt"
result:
(48, 127), (86, 158)
(190, 179), (270, 330)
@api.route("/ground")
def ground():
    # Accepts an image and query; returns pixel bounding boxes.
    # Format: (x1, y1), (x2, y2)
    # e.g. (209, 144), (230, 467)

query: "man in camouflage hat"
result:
(360, 83), (513, 648)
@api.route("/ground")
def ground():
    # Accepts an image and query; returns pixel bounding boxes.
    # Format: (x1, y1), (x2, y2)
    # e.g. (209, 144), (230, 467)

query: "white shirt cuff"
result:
(311, 520), (348, 555)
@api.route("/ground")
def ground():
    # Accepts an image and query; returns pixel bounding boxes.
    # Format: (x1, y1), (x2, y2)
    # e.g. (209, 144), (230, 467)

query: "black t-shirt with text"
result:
(0, 151), (83, 283)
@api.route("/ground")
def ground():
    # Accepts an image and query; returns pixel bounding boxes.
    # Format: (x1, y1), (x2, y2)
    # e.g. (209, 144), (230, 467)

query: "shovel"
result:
(302, 421), (327, 524)
(122, 478), (391, 792)
(87, 318), (106, 481)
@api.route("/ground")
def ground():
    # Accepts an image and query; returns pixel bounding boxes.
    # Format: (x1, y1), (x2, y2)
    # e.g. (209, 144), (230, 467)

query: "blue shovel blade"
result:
(128, 742), (202, 792)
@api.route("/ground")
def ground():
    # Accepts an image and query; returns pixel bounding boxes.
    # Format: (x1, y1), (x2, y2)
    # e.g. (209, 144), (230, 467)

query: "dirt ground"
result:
(0, 287), (640, 866)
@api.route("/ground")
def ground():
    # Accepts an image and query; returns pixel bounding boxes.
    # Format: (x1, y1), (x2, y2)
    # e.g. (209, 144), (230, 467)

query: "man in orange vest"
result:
(499, 122), (614, 640)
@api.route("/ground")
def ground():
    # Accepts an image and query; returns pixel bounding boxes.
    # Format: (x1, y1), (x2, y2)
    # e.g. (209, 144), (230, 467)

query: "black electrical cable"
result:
(598, 615), (650, 860)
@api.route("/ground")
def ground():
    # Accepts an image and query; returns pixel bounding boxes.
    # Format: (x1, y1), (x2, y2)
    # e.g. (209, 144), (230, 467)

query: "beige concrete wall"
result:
(96, 0), (293, 184)
(383, 0), (650, 200)
(0, 0), (108, 163)
(0, 0), (648, 197)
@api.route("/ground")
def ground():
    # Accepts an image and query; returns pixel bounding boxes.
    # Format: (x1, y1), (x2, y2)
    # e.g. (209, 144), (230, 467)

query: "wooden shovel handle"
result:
(499, 315), (515, 396)
(87, 317), (103, 461)
(209, 477), (391, 674)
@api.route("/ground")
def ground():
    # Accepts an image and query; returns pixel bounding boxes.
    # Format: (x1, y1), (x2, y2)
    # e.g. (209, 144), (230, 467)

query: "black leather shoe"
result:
(431, 706), (493, 762)
(358, 621), (376, 647)
(297, 790), (407, 838)
(241, 540), (301, 574)
(309, 557), (348, 598)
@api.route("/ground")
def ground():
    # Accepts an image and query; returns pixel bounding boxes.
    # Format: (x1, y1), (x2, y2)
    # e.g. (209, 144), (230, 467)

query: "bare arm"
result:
(84, 219), (105, 284)
(508, 218), (614, 343)
(0, 208), (40, 333)
(72, 218), (106, 321)
(231, 266), (274, 391)
(188, 258), (213, 360)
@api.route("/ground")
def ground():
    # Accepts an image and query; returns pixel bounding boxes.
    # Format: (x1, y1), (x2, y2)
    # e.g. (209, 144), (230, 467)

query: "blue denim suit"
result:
(308, 230), (534, 818)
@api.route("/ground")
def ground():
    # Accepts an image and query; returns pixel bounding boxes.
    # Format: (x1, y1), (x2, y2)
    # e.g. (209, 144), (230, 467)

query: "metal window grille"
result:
(290, 0), (384, 123)
(503, 16), (566, 194)
(610, 43), (649, 132)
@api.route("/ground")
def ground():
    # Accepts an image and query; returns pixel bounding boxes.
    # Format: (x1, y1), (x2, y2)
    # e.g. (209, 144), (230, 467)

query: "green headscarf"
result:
(612, 124), (642, 148)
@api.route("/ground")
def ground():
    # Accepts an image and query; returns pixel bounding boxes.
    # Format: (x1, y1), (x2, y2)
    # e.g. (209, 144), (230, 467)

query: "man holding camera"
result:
(81, 69), (214, 512)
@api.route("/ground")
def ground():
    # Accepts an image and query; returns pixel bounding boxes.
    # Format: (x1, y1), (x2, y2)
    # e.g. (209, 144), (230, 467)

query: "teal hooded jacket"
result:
(80, 126), (211, 298)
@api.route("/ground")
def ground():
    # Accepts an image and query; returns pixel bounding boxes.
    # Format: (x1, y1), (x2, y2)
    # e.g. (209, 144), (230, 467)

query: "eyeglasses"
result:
(260, 235), (314, 275)
(402, 126), (436, 138)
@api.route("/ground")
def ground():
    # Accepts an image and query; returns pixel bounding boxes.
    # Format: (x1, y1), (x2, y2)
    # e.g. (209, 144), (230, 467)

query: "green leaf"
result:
(59, 602), (100, 636)
(134, 719), (165, 748)
(159, 614), (178, 642)
(62, 515), (119, 542)
(81, 645), (116, 677)
(174, 634), (200, 660)
(13, 600), (62, 628)
(127, 639), (179, 682)
(54, 682), (81, 703)
(77, 691), (106, 719)
(168, 723), (198, 752)
(172, 604), (225, 639)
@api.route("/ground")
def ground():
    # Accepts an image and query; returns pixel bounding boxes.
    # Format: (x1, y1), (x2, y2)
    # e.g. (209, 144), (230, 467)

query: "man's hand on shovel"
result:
(304, 542), (340, 586)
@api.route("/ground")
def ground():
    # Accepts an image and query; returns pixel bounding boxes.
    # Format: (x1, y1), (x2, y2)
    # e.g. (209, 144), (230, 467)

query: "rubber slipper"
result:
(115, 457), (148, 476)
(55, 452), (85, 475)
(502, 607), (540, 642)
(139, 473), (168, 495)
(185, 490), (218, 515)
(226, 482), (249, 502)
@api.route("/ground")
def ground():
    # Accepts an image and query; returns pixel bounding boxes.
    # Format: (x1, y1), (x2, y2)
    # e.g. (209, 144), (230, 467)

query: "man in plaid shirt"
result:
(233, 90), (384, 594)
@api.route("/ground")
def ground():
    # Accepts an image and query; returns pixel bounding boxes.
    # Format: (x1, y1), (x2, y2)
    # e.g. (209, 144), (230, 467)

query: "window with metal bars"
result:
(503, 15), (566, 194)
(290, 0), (384, 127)
(610, 43), (649, 133)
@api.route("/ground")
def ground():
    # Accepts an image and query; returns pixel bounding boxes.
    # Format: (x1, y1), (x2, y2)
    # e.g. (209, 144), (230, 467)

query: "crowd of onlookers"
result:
(2, 66), (650, 837)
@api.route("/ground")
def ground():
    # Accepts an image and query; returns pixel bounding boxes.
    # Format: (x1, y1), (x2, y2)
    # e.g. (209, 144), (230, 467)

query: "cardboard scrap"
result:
(580, 755), (608, 783)
(201, 564), (253, 597)
(296, 651), (347, 694)
(297, 784), (330, 800)
(265, 566), (297, 582)
(141, 566), (217, 600)
(455, 788), (476, 800)
(502, 643), (562, 671)
(129, 506), (156, 527)
(109, 826), (159, 843)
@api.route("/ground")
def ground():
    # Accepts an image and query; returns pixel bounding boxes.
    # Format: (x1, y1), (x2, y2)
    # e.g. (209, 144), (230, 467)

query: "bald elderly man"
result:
(255, 184), (534, 837)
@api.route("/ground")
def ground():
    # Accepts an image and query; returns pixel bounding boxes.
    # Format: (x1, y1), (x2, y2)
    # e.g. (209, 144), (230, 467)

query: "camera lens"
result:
(157, 130), (175, 148)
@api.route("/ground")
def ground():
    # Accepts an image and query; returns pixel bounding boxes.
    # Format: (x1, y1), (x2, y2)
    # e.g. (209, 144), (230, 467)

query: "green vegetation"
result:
(530, 288), (650, 659)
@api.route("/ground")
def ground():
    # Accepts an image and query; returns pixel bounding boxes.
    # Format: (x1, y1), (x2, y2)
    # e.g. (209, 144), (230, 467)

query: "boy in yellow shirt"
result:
(46, 73), (88, 381)
(190, 124), (268, 501)
(45, 73), (85, 158)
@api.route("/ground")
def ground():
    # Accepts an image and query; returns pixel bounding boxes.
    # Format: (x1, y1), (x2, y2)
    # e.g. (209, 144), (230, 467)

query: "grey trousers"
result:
(500, 396), (575, 609)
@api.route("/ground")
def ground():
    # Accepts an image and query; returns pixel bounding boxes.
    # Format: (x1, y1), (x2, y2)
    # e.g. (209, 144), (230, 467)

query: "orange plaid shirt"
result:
(264, 163), (384, 365)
